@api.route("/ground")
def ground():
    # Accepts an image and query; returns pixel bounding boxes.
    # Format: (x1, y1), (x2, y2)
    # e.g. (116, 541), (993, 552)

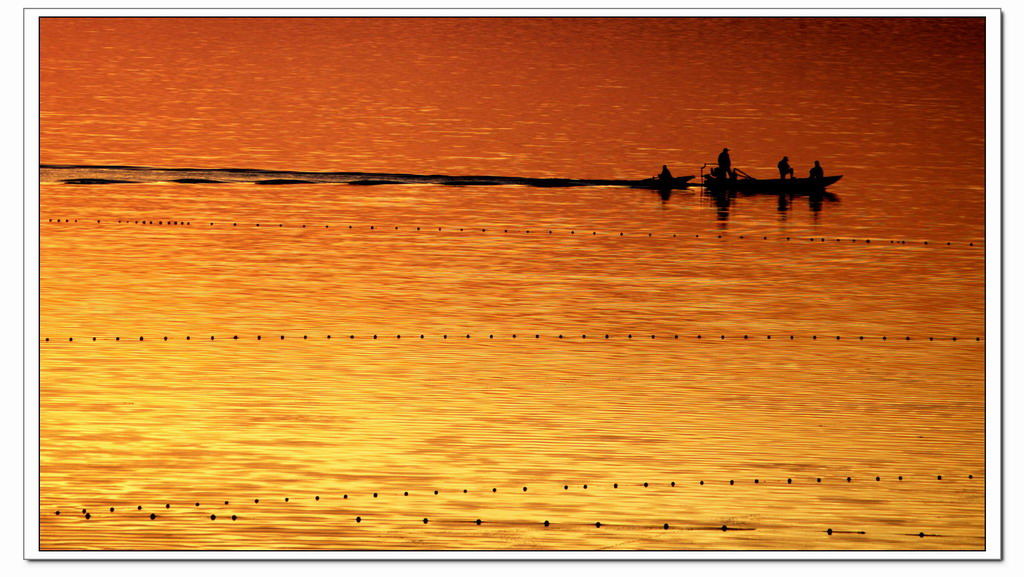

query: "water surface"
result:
(38, 17), (986, 551)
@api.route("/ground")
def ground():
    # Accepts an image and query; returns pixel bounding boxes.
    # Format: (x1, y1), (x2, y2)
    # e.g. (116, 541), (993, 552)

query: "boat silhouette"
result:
(701, 166), (841, 195)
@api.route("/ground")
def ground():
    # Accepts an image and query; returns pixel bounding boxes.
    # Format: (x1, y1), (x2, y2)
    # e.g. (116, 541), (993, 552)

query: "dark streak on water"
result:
(45, 164), (691, 190)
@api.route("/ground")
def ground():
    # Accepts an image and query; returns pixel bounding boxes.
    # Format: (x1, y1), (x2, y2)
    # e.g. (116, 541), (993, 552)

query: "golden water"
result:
(38, 17), (986, 551)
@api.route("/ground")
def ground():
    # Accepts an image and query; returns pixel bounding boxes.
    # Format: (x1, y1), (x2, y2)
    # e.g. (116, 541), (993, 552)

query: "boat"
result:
(702, 174), (842, 194)
(627, 175), (696, 190)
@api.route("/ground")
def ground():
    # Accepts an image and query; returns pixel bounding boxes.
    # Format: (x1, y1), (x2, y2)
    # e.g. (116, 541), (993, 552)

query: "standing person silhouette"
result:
(778, 156), (794, 179)
(717, 148), (732, 180)
(809, 160), (824, 178)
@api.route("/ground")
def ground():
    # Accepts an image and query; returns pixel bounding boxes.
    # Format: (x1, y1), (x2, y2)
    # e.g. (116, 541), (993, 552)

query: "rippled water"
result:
(37, 17), (987, 551)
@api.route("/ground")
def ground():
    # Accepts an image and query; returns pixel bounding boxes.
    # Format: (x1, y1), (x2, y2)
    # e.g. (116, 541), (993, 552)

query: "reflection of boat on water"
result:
(702, 174), (842, 195)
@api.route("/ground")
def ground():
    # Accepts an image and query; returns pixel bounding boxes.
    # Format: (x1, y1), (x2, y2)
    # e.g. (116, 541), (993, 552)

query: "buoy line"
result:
(43, 218), (983, 249)
(41, 333), (984, 343)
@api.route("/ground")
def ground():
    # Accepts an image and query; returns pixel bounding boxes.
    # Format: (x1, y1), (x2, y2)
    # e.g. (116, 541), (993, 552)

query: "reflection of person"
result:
(659, 165), (673, 182)
(778, 156), (794, 179)
(809, 160), (824, 178)
(717, 148), (732, 179)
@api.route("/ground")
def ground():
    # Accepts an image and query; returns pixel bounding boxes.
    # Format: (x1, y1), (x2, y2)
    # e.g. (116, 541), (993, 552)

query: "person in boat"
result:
(809, 160), (824, 179)
(659, 165), (673, 182)
(717, 148), (732, 180)
(778, 156), (794, 179)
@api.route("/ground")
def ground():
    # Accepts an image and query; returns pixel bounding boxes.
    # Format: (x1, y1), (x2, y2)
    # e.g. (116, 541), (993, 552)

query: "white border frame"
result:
(22, 5), (1003, 561)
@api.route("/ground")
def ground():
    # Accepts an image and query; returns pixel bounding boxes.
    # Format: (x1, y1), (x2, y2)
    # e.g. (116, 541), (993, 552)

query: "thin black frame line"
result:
(28, 11), (1000, 559)
(996, 9), (1004, 561)
(29, 12), (999, 561)
(21, 7), (1007, 11)
(21, 7), (26, 563)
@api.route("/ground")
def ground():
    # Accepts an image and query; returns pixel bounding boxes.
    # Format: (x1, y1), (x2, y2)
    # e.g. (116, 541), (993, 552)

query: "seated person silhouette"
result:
(809, 160), (824, 179)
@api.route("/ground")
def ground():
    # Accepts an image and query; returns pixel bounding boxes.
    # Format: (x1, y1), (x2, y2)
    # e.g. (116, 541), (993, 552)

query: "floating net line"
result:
(47, 473), (980, 541)
(41, 333), (984, 343)
(42, 218), (984, 249)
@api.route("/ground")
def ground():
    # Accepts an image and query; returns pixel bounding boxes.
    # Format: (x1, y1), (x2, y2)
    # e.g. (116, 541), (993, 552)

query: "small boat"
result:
(702, 174), (842, 194)
(628, 175), (696, 190)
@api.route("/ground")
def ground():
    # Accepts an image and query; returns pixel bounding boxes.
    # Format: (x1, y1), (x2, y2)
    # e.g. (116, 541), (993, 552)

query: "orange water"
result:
(38, 17), (986, 551)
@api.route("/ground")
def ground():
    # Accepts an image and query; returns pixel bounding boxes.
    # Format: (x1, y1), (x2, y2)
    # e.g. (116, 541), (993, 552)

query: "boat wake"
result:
(41, 164), (693, 190)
